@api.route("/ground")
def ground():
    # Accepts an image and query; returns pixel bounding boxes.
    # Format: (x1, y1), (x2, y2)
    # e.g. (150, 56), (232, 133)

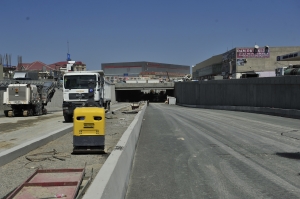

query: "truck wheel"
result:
(64, 115), (73, 123)
(43, 108), (47, 115)
(8, 111), (14, 117)
(4, 110), (9, 117)
(23, 110), (28, 117)
(29, 109), (33, 116)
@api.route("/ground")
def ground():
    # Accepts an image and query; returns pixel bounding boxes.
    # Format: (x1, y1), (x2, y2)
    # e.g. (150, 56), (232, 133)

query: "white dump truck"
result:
(62, 70), (111, 122)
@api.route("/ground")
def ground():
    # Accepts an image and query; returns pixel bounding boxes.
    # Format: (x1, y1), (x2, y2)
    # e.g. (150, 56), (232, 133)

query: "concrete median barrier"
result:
(83, 104), (146, 199)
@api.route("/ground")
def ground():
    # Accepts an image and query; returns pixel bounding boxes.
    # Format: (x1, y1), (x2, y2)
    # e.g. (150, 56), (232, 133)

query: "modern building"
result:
(193, 46), (300, 80)
(102, 61), (190, 78)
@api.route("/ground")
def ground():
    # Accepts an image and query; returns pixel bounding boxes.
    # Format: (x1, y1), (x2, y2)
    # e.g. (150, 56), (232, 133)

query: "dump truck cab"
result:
(62, 70), (110, 122)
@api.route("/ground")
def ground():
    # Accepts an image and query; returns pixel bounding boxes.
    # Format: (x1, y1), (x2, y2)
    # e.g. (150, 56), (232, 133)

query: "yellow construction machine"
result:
(73, 79), (106, 154)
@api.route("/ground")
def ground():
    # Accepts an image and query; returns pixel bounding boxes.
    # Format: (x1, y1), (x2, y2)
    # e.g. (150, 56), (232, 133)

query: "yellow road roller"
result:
(73, 106), (106, 153)
(72, 79), (106, 154)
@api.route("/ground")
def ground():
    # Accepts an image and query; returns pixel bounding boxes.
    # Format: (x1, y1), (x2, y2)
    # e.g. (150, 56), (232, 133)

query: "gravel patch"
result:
(0, 104), (144, 199)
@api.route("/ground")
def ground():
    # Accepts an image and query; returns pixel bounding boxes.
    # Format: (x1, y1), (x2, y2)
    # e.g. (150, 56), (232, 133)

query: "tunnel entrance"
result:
(116, 89), (174, 102)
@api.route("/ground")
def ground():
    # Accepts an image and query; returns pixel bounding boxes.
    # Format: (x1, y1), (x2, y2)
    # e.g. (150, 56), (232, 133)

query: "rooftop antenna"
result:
(18, 55), (22, 69)
(4, 54), (11, 67)
(9, 54), (11, 67)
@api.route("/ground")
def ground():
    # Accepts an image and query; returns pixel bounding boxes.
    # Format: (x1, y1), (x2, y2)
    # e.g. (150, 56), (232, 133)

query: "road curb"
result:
(0, 125), (72, 167)
(83, 104), (147, 199)
(177, 104), (300, 119)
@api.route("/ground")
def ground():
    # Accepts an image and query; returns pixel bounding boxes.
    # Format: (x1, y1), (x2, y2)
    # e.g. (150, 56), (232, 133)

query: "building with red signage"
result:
(101, 61), (190, 79)
(193, 46), (300, 80)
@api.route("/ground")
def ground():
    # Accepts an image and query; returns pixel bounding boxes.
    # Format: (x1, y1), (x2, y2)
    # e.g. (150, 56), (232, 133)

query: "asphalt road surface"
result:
(126, 103), (300, 199)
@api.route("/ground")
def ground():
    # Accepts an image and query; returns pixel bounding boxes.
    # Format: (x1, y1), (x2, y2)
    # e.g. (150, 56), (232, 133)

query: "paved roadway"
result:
(126, 103), (300, 199)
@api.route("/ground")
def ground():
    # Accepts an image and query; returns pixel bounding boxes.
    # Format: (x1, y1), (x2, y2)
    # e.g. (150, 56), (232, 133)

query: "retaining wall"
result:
(175, 76), (300, 115)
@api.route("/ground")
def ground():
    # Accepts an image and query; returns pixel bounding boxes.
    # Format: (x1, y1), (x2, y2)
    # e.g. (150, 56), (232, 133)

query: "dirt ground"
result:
(0, 114), (60, 134)
(0, 104), (144, 199)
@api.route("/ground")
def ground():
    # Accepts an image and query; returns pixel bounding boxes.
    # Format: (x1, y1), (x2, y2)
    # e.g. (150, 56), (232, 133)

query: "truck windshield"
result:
(64, 75), (96, 89)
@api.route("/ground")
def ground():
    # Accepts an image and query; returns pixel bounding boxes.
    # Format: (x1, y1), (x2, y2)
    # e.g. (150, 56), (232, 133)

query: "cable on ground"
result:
(25, 149), (71, 162)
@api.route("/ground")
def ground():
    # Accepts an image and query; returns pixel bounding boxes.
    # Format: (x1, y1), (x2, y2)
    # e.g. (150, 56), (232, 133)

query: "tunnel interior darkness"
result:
(116, 89), (174, 102)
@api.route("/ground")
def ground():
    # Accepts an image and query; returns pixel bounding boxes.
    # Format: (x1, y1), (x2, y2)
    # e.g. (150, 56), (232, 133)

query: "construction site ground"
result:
(0, 111), (71, 153)
(0, 103), (142, 199)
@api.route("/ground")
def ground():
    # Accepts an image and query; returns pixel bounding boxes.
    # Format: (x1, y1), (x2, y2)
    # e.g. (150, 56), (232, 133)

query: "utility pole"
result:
(67, 41), (71, 61)
(0, 55), (3, 80)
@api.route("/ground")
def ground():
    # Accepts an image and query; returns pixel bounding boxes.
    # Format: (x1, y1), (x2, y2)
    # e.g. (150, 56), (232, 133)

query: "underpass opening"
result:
(116, 89), (174, 102)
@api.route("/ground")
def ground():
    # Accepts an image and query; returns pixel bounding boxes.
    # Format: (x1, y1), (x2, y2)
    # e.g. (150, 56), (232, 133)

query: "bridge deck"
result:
(115, 82), (174, 90)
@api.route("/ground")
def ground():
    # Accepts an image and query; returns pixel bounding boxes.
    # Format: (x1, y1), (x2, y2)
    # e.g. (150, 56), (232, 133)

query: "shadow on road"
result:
(276, 152), (300, 160)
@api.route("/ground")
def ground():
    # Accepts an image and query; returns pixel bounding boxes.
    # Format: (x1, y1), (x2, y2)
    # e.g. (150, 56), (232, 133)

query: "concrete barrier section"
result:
(83, 105), (146, 199)
(175, 77), (300, 119)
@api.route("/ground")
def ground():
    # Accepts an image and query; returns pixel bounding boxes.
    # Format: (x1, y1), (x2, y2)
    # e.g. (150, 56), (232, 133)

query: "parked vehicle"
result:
(62, 70), (111, 122)
(3, 81), (56, 117)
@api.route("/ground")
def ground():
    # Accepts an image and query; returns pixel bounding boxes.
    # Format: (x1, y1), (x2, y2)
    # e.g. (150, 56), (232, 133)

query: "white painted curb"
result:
(83, 105), (147, 199)
(0, 124), (72, 167)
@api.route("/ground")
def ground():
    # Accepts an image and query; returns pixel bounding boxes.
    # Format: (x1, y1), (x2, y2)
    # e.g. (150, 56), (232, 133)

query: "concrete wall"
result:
(175, 76), (300, 110)
(193, 54), (223, 72)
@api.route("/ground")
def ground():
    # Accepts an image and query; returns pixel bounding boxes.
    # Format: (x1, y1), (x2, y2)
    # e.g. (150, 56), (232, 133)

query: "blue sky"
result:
(1, 0), (299, 71)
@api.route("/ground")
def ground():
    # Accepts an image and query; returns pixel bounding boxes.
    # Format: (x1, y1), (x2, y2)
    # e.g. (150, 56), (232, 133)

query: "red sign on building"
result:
(237, 48), (270, 58)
